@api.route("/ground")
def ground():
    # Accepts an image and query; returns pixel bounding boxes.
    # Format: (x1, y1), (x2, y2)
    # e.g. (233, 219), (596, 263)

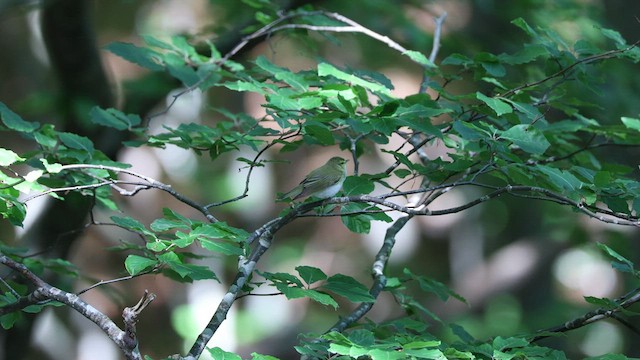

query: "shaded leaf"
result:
(322, 274), (375, 303)
(536, 166), (582, 192)
(59, 133), (95, 153)
(90, 107), (142, 130)
(501, 124), (550, 154)
(0, 102), (39, 132)
(105, 42), (163, 71)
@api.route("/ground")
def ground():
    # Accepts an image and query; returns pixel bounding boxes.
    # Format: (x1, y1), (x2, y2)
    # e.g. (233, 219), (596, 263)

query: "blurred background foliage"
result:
(1, 0), (639, 359)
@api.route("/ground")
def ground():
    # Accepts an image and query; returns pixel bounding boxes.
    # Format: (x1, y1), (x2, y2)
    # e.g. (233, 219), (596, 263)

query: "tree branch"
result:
(0, 254), (153, 360)
(531, 287), (640, 342)
(420, 11), (448, 93)
(327, 215), (412, 333)
(182, 200), (324, 359)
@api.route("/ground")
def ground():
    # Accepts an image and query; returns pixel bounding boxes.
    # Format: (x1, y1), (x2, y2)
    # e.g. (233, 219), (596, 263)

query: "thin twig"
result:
(531, 287), (640, 342)
(420, 11), (448, 93)
(23, 164), (219, 223)
(498, 40), (640, 99)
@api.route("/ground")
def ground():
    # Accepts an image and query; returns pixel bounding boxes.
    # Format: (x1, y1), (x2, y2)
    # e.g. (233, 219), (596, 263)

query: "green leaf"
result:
(111, 216), (147, 232)
(90, 107), (142, 130)
(492, 336), (529, 351)
(173, 231), (196, 248)
(441, 53), (472, 66)
(583, 296), (619, 308)
(404, 348), (446, 359)
(341, 205), (371, 234)
(367, 349), (406, 360)
(146, 241), (168, 252)
(597, 243), (635, 272)
(207, 347), (242, 360)
(501, 124), (550, 154)
(40, 159), (63, 173)
(166, 261), (218, 281)
(404, 268), (467, 303)
(289, 288), (338, 309)
(164, 52), (200, 86)
(0, 148), (24, 166)
(500, 99), (544, 123)
(141, 35), (175, 50)
(251, 353), (280, 360)
(322, 274), (375, 303)
(476, 92), (512, 116)
(124, 255), (157, 275)
(303, 124), (335, 145)
(499, 44), (547, 65)
(105, 42), (164, 71)
(171, 35), (200, 58)
(621, 116), (640, 131)
(395, 103), (452, 119)
(452, 120), (490, 140)
(371, 117), (398, 135)
(199, 239), (244, 256)
(603, 196), (630, 214)
(59, 132), (95, 153)
(598, 27), (627, 48)
(150, 218), (189, 232)
(0, 102), (39, 132)
(1, 312), (20, 330)
(403, 50), (436, 68)
(255, 56), (308, 91)
(402, 340), (441, 349)
(296, 266), (327, 285)
(318, 63), (391, 96)
(261, 271), (304, 287)
(328, 343), (368, 359)
(193, 223), (249, 242)
(536, 166), (583, 192)
(511, 18), (538, 37)
(450, 323), (476, 343)
(342, 176), (375, 195)
(476, 53), (506, 77)
(0, 194), (26, 226)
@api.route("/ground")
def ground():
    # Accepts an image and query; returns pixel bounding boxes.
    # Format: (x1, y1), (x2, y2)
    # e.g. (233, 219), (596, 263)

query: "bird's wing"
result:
(303, 167), (334, 187)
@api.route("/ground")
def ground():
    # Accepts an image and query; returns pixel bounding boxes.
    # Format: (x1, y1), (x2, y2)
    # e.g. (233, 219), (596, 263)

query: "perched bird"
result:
(278, 157), (348, 201)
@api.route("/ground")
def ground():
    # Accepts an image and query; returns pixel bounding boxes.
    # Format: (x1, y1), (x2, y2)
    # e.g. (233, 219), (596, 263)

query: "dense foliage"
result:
(1, 1), (640, 359)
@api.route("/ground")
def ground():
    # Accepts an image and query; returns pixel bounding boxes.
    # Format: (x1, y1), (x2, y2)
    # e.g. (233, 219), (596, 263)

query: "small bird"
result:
(278, 157), (348, 201)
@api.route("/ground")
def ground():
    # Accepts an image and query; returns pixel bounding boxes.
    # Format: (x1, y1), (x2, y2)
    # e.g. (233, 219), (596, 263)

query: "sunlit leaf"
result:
(318, 63), (391, 96)
(476, 92), (512, 116)
(296, 265), (327, 285)
(0, 148), (23, 166)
